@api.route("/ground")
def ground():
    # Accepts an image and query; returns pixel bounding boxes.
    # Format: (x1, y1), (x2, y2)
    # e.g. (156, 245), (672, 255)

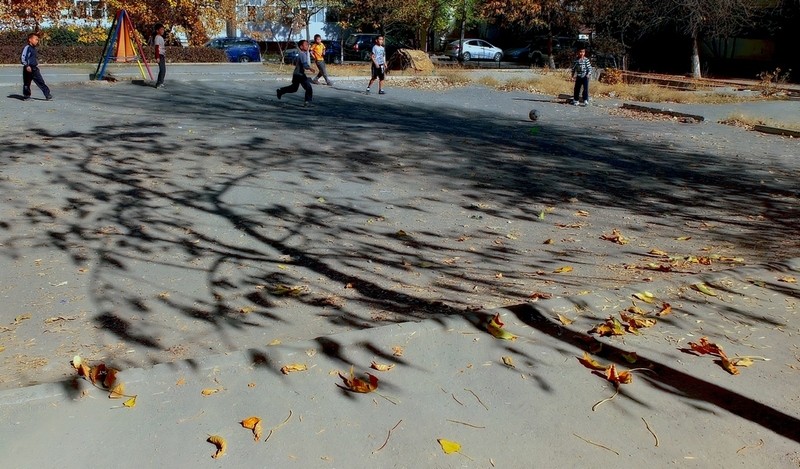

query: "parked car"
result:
(284, 40), (342, 64)
(503, 43), (534, 62)
(343, 34), (406, 61)
(205, 37), (261, 63)
(527, 37), (571, 67)
(444, 39), (503, 62)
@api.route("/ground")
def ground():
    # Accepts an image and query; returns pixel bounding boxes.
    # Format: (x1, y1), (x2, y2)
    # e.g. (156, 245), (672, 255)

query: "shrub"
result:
(0, 45), (227, 64)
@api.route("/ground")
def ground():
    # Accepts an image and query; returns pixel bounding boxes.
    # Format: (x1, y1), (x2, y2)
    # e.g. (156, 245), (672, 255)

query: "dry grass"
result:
(719, 113), (800, 132)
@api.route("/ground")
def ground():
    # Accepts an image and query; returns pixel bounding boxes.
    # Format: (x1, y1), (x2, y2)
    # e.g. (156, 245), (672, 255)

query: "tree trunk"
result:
(691, 34), (701, 78)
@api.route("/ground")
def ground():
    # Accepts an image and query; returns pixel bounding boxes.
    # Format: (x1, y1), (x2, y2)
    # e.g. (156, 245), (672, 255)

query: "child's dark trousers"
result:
(573, 76), (589, 103)
(23, 66), (50, 98)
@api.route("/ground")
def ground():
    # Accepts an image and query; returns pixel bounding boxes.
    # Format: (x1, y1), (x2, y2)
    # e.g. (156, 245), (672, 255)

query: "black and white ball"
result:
(529, 109), (539, 121)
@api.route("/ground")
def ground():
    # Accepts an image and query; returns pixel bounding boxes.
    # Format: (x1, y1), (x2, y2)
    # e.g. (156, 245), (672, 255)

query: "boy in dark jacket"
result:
(571, 47), (592, 106)
(276, 39), (315, 106)
(21, 32), (52, 100)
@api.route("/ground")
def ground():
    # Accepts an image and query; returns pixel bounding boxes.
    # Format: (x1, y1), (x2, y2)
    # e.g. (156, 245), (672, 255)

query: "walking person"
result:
(21, 32), (52, 101)
(276, 39), (315, 106)
(365, 36), (386, 95)
(153, 23), (166, 88)
(310, 34), (333, 86)
(571, 47), (592, 106)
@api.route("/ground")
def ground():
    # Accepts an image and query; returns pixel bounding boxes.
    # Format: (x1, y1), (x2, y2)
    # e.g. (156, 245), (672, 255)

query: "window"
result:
(247, 6), (256, 21)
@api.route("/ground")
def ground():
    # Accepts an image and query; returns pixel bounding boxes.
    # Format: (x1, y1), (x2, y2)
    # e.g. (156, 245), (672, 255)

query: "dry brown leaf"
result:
(103, 368), (119, 388)
(338, 366), (379, 393)
(557, 314), (574, 326)
(370, 361), (395, 372)
(280, 363), (308, 374)
(392, 346), (404, 357)
(241, 417), (263, 441)
(176, 377), (186, 386)
(657, 303), (672, 316)
(201, 388), (221, 396)
(720, 356), (740, 375)
(553, 266), (573, 274)
(649, 249), (668, 256)
(207, 435), (227, 459)
(605, 364), (633, 385)
(528, 291), (553, 300)
(778, 276), (797, 283)
(543, 238), (554, 244)
(688, 337), (726, 357)
(600, 229), (628, 245)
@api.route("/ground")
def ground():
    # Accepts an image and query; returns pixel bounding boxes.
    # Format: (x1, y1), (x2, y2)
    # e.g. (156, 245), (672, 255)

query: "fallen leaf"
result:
(528, 291), (552, 300)
(501, 356), (515, 368)
(575, 210), (590, 217)
(339, 366), (379, 393)
(13, 314), (31, 324)
(600, 229), (628, 245)
(487, 313), (517, 340)
(553, 266), (573, 274)
(730, 357), (754, 367)
(239, 306), (254, 314)
(123, 395), (137, 408)
(370, 361), (395, 372)
(89, 363), (107, 385)
(543, 238), (554, 244)
(71, 355), (82, 370)
(657, 303), (672, 316)
(438, 438), (461, 455)
(720, 356), (740, 375)
(621, 352), (638, 363)
(201, 388), (221, 396)
(778, 276), (797, 283)
(688, 337), (726, 357)
(557, 314), (574, 326)
(207, 435), (227, 459)
(605, 364), (632, 385)
(270, 284), (308, 297)
(241, 417), (263, 441)
(176, 377), (186, 386)
(649, 249), (668, 256)
(392, 346), (404, 357)
(675, 236), (692, 241)
(280, 363), (308, 374)
(268, 339), (282, 346)
(103, 368), (118, 388)
(108, 383), (126, 399)
(78, 363), (91, 378)
(693, 283), (717, 296)
(624, 304), (647, 315)
(590, 317), (625, 336)
(632, 291), (656, 304)
(577, 352), (609, 371)
(620, 312), (657, 329)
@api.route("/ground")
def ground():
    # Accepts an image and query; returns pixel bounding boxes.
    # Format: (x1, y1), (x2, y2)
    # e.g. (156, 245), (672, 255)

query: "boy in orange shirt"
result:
(310, 34), (333, 86)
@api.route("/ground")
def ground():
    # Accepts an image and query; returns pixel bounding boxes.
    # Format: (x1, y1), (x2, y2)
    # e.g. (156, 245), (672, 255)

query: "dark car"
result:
(503, 43), (534, 62)
(283, 40), (343, 65)
(343, 34), (405, 61)
(205, 37), (261, 63)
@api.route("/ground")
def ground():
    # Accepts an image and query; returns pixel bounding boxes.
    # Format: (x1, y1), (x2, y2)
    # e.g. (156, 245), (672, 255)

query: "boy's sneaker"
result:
(45, 95), (53, 101)
(580, 102), (587, 107)
(276, 89), (282, 100)
(571, 101), (579, 106)
(312, 78), (319, 84)
(326, 82), (334, 86)
(304, 101), (312, 107)
(23, 96), (31, 101)
(365, 88), (370, 94)
(378, 90), (386, 95)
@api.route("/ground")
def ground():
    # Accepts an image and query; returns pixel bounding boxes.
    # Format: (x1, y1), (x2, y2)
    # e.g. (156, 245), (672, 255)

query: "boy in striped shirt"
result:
(571, 47), (592, 106)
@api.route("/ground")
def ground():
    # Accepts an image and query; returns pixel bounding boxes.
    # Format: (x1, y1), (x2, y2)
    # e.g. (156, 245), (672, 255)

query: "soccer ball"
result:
(529, 109), (539, 121)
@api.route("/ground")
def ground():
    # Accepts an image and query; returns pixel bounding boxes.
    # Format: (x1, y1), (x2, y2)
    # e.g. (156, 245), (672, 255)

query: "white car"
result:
(444, 39), (503, 62)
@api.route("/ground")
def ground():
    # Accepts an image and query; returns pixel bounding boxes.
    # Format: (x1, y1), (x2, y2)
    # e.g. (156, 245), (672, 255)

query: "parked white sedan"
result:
(444, 39), (503, 62)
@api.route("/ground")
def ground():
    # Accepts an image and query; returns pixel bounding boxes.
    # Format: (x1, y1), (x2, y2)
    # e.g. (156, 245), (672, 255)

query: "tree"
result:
(0, 0), (69, 29)
(579, 0), (650, 70)
(660, 0), (757, 78)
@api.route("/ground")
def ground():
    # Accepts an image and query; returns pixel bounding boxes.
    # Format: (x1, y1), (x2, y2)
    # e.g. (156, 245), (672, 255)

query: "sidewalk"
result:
(2, 260), (798, 468)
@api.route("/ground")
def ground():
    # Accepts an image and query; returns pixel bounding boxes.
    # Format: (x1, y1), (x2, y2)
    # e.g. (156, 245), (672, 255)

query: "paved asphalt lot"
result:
(0, 64), (798, 467)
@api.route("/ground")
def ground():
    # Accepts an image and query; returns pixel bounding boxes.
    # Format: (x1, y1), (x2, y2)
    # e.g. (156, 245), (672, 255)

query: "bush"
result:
(0, 45), (228, 64)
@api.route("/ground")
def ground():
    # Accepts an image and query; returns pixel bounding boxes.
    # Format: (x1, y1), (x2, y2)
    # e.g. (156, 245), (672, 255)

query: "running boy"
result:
(571, 47), (592, 106)
(310, 34), (333, 86)
(277, 39), (315, 106)
(21, 32), (52, 100)
(366, 36), (386, 95)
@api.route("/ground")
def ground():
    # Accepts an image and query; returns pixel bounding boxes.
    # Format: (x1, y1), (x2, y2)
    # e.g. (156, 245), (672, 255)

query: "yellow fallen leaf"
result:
(657, 303), (672, 316)
(729, 357), (754, 367)
(123, 396), (137, 408)
(778, 276), (797, 283)
(502, 356), (515, 368)
(487, 313), (517, 340)
(693, 283), (717, 296)
(108, 383), (126, 399)
(280, 363), (308, 374)
(370, 361), (395, 372)
(176, 377), (186, 386)
(241, 417), (263, 441)
(71, 355), (82, 370)
(577, 352), (609, 371)
(720, 356), (740, 375)
(268, 339), (282, 346)
(553, 266), (573, 273)
(392, 346), (404, 357)
(557, 314), (574, 326)
(676, 236), (692, 241)
(438, 438), (461, 455)
(239, 306), (254, 314)
(649, 249), (668, 256)
(202, 388), (221, 396)
(207, 435), (227, 459)
(543, 238), (554, 244)
(632, 291), (656, 304)
(621, 352), (638, 364)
